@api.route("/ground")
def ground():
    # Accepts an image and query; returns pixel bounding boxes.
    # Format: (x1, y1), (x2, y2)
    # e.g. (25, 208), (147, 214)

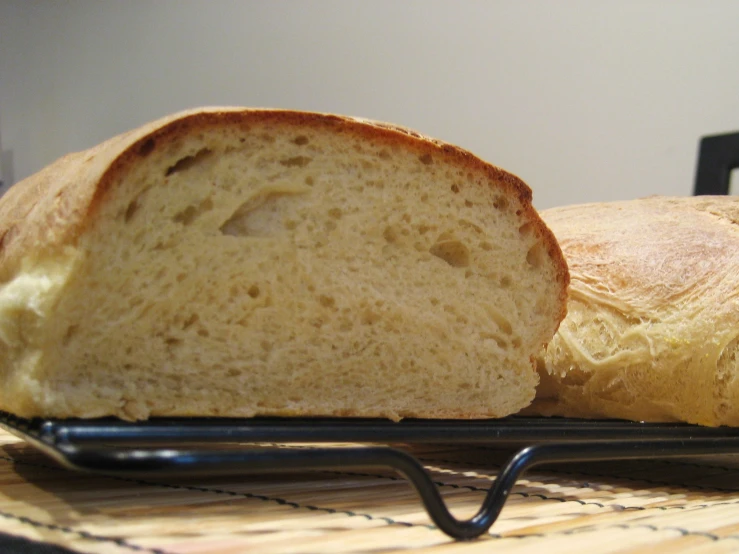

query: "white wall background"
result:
(1, 0), (737, 209)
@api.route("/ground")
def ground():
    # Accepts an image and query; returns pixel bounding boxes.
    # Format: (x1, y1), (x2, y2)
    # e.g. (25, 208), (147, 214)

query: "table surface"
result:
(3, 428), (739, 553)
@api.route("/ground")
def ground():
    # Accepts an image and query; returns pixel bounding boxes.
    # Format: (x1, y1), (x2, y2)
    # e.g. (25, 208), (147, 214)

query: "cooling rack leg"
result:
(56, 442), (518, 540)
(52, 436), (739, 541)
(381, 436), (739, 540)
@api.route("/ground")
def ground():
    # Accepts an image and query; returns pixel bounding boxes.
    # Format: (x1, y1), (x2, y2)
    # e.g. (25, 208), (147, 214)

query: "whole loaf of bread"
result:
(0, 107), (568, 421)
(532, 196), (739, 426)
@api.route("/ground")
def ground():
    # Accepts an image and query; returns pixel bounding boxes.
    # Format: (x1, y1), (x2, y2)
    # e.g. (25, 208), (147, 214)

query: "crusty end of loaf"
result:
(0, 108), (568, 420)
(529, 196), (739, 426)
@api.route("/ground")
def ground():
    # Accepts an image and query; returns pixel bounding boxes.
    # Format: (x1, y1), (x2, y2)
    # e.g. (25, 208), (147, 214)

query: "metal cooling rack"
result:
(3, 410), (739, 540)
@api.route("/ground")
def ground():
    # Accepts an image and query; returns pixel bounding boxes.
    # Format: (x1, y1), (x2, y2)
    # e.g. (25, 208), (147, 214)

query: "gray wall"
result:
(1, 1), (738, 208)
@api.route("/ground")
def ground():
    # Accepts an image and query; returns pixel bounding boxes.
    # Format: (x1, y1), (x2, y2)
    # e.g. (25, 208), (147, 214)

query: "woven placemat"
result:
(3, 429), (739, 553)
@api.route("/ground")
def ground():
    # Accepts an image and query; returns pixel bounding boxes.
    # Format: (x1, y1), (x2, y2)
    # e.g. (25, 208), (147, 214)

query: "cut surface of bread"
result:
(0, 107), (568, 420)
(531, 196), (739, 426)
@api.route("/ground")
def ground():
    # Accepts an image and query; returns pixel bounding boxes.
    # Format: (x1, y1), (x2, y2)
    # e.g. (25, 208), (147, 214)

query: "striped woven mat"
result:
(2, 429), (739, 553)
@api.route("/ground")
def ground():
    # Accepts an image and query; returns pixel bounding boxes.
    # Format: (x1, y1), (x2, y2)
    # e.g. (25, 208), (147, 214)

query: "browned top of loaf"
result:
(0, 107), (568, 304)
(543, 196), (739, 316)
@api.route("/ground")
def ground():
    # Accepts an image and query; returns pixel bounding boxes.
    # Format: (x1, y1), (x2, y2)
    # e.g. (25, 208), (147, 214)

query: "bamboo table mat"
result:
(3, 429), (739, 553)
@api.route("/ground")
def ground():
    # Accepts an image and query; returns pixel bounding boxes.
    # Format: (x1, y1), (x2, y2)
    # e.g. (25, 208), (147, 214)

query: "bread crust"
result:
(0, 108), (568, 307)
(532, 196), (739, 426)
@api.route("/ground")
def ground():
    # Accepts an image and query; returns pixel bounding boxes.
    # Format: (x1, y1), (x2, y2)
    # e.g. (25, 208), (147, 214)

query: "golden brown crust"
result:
(0, 108), (568, 305)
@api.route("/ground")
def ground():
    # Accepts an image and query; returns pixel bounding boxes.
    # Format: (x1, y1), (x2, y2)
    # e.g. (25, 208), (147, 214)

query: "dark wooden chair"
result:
(694, 132), (739, 195)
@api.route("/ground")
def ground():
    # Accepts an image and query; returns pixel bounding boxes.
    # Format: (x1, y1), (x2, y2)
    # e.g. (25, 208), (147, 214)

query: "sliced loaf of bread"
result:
(0, 108), (568, 420)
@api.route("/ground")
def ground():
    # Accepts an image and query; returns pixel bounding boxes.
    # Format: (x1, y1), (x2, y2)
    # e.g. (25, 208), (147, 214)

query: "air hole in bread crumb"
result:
(465, 200), (473, 208)
(62, 325), (78, 345)
(173, 197), (214, 226)
(328, 208), (342, 219)
(152, 238), (176, 251)
(378, 149), (392, 160)
(280, 156), (312, 168)
(488, 309), (513, 335)
(419, 153), (433, 165)
(481, 333), (507, 349)
(518, 223), (534, 237)
(305, 176), (315, 186)
(459, 219), (483, 234)
(319, 295), (335, 308)
(429, 240), (470, 268)
(293, 135), (309, 145)
(164, 337), (182, 347)
(451, 184), (460, 193)
(383, 226), (398, 243)
(493, 196), (509, 211)
(182, 314), (199, 330)
(430, 297), (440, 306)
(526, 242), (545, 269)
(362, 309), (381, 325)
(500, 275), (512, 288)
(220, 191), (303, 237)
(124, 200), (139, 223)
(248, 285), (260, 298)
(311, 317), (324, 328)
(480, 241), (492, 251)
(165, 148), (213, 176)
